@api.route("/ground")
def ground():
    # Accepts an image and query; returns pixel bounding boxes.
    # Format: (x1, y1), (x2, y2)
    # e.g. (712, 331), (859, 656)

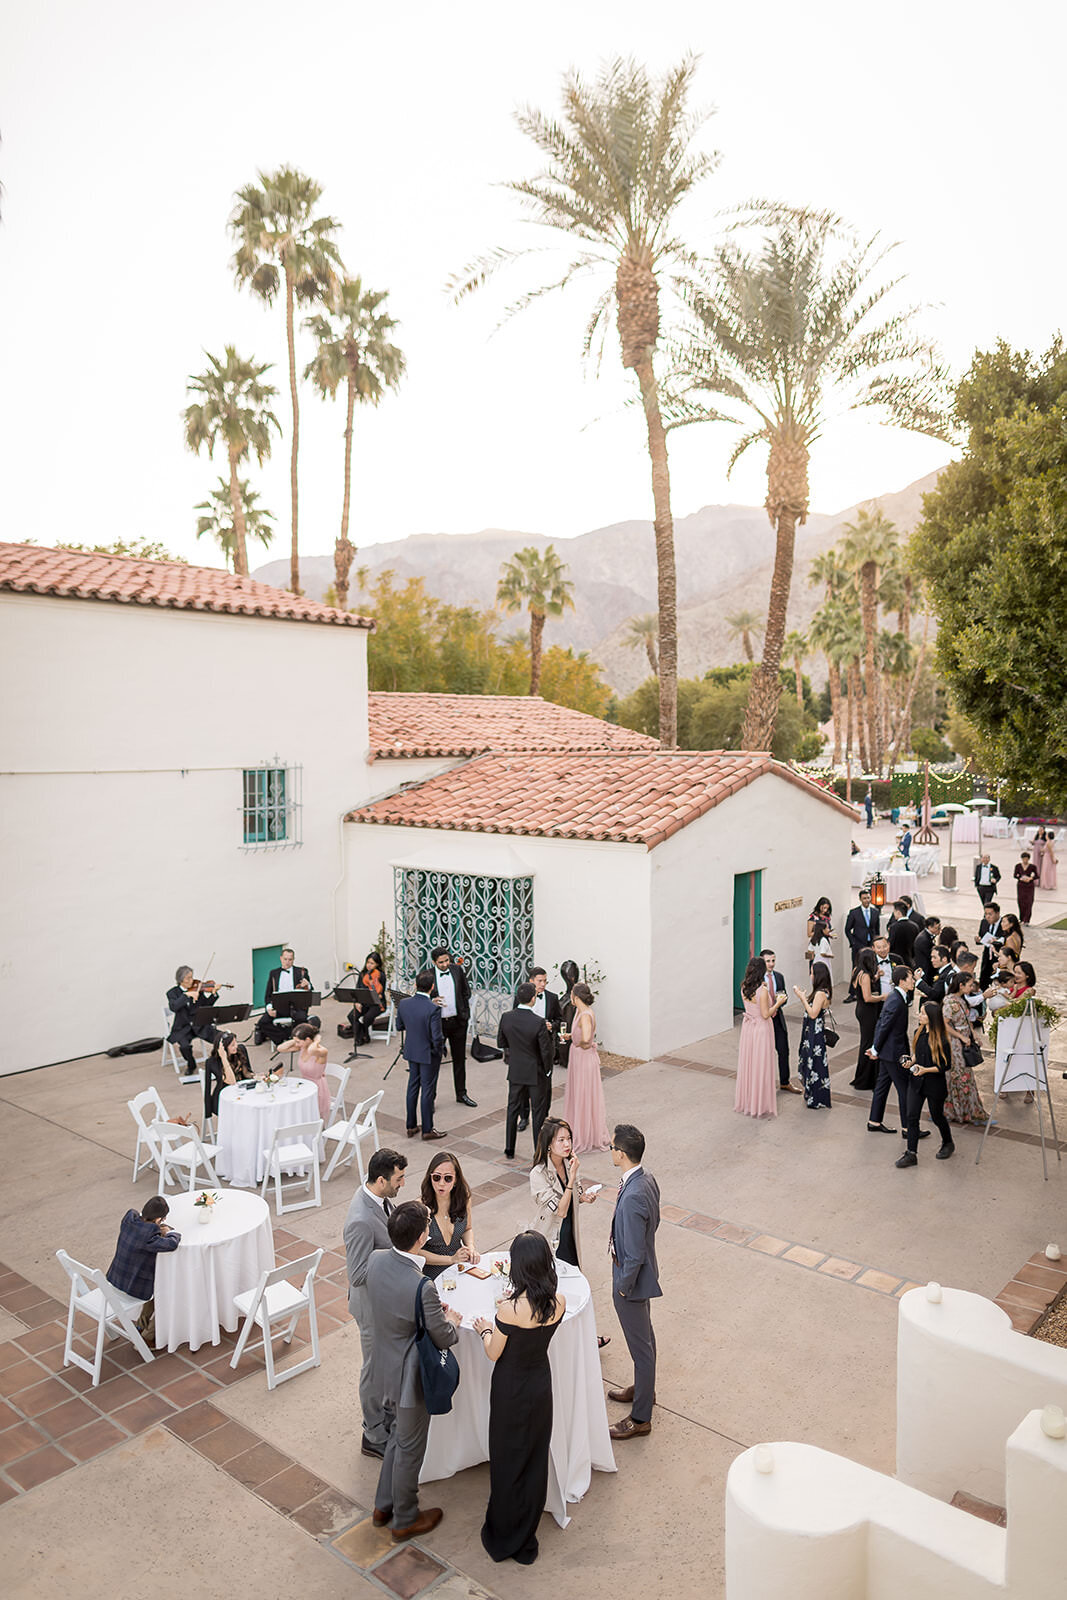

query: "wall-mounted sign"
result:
(774, 896), (803, 912)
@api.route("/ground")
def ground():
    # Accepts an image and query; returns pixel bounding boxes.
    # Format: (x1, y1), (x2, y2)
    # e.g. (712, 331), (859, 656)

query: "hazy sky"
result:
(2, 1), (1064, 565)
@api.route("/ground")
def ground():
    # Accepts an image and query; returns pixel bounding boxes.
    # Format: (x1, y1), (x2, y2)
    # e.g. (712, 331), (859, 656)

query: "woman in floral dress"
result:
(943, 972), (989, 1126)
(793, 961), (833, 1109)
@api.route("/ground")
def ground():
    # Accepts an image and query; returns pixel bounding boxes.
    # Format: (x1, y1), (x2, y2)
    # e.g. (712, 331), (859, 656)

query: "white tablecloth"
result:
(154, 1190), (274, 1353)
(884, 871), (925, 913)
(984, 815), (1012, 838)
(420, 1252), (616, 1526)
(851, 850), (892, 887)
(216, 1078), (319, 1188)
(952, 815), (980, 843)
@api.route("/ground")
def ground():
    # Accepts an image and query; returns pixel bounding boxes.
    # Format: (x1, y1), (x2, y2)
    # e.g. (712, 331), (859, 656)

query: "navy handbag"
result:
(414, 1279), (461, 1415)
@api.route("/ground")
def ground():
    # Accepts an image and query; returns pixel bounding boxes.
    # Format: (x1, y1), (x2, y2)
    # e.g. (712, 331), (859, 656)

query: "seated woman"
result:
(418, 1150), (479, 1279)
(204, 1030), (253, 1119)
(345, 951), (386, 1043)
(275, 1020), (330, 1122)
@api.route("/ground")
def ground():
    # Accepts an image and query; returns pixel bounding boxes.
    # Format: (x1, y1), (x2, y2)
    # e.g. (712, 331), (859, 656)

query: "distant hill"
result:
(253, 468), (945, 692)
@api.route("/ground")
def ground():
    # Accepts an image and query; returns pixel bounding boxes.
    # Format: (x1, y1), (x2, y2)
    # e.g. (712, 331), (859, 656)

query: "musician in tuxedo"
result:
(399, 973), (446, 1142)
(607, 1123), (661, 1440)
(510, 967), (563, 1132)
(498, 983), (555, 1158)
(254, 947), (312, 1046)
(760, 949), (798, 1092)
(166, 965), (219, 1076)
(429, 947), (476, 1108)
(865, 966), (919, 1136)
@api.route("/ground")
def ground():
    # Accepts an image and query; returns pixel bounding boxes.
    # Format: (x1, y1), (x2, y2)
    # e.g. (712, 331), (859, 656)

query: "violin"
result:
(192, 979), (233, 992)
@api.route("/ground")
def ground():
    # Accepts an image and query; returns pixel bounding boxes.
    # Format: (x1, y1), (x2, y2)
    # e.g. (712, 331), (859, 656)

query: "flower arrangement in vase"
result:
(194, 1191), (220, 1224)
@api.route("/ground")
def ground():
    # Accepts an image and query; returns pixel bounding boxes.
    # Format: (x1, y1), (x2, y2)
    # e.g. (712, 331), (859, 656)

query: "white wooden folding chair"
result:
(324, 1063), (351, 1128)
(151, 1120), (220, 1195)
(259, 1119), (323, 1215)
(128, 1087), (170, 1181)
(370, 998), (397, 1046)
(55, 1249), (154, 1384)
(230, 1249), (323, 1389)
(161, 1006), (208, 1083)
(322, 1090), (383, 1184)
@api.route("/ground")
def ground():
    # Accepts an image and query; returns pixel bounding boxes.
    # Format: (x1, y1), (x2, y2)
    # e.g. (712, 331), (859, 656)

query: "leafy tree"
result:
(451, 55), (720, 749)
(724, 608), (764, 662)
(616, 664), (812, 758)
(808, 597), (857, 764)
(229, 168), (342, 594)
(623, 613), (659, 674)
(496, 545), (575, 695)
(840, 508), (899, 769)
(910, 727), (953, 762)
(183, 348), (280, 576)
(495, 637), (612, 716)
(912, 340), (1067, 803)
(304, 278), (405, 609)
(194, 478), (275, 570)
(667, 206), (951, 751)
(57, 537), (187, 563)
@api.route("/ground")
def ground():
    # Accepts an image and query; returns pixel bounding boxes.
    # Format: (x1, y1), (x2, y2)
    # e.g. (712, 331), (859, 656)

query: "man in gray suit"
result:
(366, 1200), (461, 1541)
(342, 1148), (408, 1460)
(607, 1122), (661, 1440)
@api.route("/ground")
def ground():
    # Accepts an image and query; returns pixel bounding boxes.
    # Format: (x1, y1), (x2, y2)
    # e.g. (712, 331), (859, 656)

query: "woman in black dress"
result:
(203, 1031), (254, 1119)
(417, 1151), (480, 1280)
(850, 949), (884, 1090)
(473, 1231), (566, 1565)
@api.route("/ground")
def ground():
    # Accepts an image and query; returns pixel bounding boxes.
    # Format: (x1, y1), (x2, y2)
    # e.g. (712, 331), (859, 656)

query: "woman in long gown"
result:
(735, 956), (782, 1118)
(1040, 833), (1059, 890)
(276, 1021), (331, 1122)
(528, 1118), (608, 1348)
(562, 983), (609, 1152)
(850, 950), (884, 1091)
(943, 973), (989, 1126)
(794, 960), (833, 1109)
(417, 1151), (480, 1280)
(474, 1232), (566, 1565)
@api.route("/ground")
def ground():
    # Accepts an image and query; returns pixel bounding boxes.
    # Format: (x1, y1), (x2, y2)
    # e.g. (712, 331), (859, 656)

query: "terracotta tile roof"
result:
(347, 750), (855, 847)
(367, 692), (657, 758)
(0, 542), (374, 629)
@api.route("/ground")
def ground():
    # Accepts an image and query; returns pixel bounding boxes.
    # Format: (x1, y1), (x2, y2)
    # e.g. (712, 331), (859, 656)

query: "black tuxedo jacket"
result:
(887, 917), (918, 961)
(871, 988), (912, 1061)
(844, 904), (880, 952)
(431, 963), (471, 1022)
(908, 907), (925, 930)
(166, 983), (217, 1043)
(974, 862), (1001, 890)
(512, 986), (562, 1030)
(497, 1006), (554, 1086)
(766, 970), (788, 1037)
(264, 966), (312, 1010)
(912, 929), (936, 980)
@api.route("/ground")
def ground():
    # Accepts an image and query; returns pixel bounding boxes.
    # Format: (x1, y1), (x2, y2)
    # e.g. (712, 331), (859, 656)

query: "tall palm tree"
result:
(623, 613), (659, 675)
(668, 207), (951, 752)
(184, 348), (280, 577)
(194, 477), (275, 571)
(782, 628), (808, 708)
(496, 545), (575, 695)
(725, 608), (764, 663)
(808, 598), (855, 765)
(451, 56), (720, 749)
(304, 278), (406, 609)
(229, 168), (342, 594)
(840, 508), (898, 771)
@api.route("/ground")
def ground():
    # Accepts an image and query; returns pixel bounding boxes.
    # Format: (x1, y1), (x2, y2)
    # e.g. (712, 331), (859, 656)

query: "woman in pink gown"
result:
(735, 956), (783, 1119)
(1040, 832), (1058, 890)
(276, 1021), (331, 1122)
(562, 983), (609, 1152)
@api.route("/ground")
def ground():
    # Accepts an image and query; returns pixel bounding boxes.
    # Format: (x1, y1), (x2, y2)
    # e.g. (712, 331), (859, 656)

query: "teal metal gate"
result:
(393, 868), (534, 995)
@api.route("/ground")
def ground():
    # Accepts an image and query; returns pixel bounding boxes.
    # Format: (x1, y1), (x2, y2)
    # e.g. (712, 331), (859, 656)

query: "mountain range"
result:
(252, 467), (945, 695)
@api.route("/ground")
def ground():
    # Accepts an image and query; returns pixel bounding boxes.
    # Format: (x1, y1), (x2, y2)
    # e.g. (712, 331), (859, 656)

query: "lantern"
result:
(869, 872), (887, 908)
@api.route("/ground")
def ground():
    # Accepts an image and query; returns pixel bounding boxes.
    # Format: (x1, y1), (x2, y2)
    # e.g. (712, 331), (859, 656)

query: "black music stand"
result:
(334, 987), (374, 1062)
(268, 990), (321, 1056)
(195, 1003), (252, 1029)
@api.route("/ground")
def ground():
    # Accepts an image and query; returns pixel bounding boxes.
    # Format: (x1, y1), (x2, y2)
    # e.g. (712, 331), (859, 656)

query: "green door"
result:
(252, 944), (284, 1009)
(732, 872), (763, 1008)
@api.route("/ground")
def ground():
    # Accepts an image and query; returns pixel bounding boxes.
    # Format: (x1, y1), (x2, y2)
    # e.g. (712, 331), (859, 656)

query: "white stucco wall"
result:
(1, 592), (372, 1072)
(342, 823), (653, 1056)
(648, 773), (853, 1055)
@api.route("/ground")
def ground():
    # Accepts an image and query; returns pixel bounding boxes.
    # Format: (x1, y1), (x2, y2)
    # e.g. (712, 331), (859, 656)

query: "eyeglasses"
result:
(432, 1174), (455, 1184)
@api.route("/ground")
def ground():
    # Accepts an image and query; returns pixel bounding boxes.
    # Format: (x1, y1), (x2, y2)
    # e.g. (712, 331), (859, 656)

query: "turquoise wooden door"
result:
(252, 944), (284, 1008)
(732, 872), (763, 1008)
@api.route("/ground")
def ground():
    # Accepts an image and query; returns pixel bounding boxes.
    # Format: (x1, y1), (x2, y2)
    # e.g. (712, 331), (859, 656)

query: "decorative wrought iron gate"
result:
(393, 868), (534, 996)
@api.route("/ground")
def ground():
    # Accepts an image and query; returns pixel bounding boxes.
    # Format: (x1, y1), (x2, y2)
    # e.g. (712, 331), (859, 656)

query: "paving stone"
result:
(164, 1400), (228, 1442)
(817, 1257), (862, 1281)
(289, 1487), (363, 1537)
(6, 1443), (75, 1489)
(747, 1235), (789, 1257)
(857, 1269), (903, 1295)
(783, 1245), (826, 1269)
(61, 1417), (126, 1462)
(332, 1515), (395, 1568)
(225, 1439), (292, 1487)
(256, 1461), (330, 1512)
(374, 1545), (447, 1597)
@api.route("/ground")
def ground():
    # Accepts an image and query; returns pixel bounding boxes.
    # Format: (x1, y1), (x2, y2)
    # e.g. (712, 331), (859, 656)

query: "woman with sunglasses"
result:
(417, 1151), (479, 1279)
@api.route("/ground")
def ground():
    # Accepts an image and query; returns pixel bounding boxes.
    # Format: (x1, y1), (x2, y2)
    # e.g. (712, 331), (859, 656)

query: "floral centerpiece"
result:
(194, 1191), (220, 1223)
(264, 1069), (283, 1087)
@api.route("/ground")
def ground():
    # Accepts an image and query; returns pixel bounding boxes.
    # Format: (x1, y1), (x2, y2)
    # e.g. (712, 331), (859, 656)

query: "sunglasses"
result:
(432, 1173), (455, 1184)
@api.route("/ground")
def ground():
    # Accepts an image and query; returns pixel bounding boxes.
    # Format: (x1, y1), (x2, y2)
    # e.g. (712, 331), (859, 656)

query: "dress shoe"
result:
(372, 1507), (391, 1526)
(406, 1127), (419, 1139)
(779, 1082), (802, 1094)
(422, 1129), (447, 1141)
(503, 1150), (515, 1161)
(609, 1416), (651, 1440)
(936, 1142), (956, 1160)
(391, 1507), (443, 1542)
(867, 1123), (895, 1133)
(456, 1094), (478, 1107)
(517, 1116), (529, 1132)
(361, 1435), (385, 1460)
(607, 1384), (656, 1404)
(901, 1129), (931, 1140)
(896, 1151), (918, 1168)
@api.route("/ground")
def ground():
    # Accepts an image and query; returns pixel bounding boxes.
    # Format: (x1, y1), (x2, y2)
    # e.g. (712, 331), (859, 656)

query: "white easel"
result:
(976, 997), (1061, 1180)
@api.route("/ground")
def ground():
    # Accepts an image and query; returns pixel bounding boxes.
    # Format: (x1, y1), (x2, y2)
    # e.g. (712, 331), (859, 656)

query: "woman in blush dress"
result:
(276, 1021), (331, 1122)
(562, 982), (609, 1152)
(1040, 833), (1059, 891)
(794, 960), (833, 1110)
(735, 956), (783, 1118)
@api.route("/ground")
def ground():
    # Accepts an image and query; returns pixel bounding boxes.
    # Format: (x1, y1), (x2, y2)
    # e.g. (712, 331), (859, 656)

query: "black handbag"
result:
(822, 1010), (840, 1049)
(962, 1040), (984, 1069)
(470, 1035), (502, 1062)
(414, 1279), (461, 1415)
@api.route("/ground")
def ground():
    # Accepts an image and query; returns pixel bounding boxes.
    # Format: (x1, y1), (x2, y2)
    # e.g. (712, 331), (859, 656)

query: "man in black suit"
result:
(399, 972), (446, 1142)
(974, 855), (1001, 907)
(976, 902), (1003, 987)
(429, 946), (476, 1108)
(498, 982), (554, 1158)
(760, 949), (798, 1093)
(912, 916), (942, 982)
(887, 902), (918, 964)
(254, 947), (312, 1046)
(166, 965), (219, 1078)
(866, 966), (920, 1138)
(511, 967), (563, 1132)
(902, 896), (925, 933)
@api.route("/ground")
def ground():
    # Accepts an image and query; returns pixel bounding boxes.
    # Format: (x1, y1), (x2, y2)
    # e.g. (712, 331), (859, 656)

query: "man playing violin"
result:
(254, 946), (313, 1047)
(166, 965), (220, 1078)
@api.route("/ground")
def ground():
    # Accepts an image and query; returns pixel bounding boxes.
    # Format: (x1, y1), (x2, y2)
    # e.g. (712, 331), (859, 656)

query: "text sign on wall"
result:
(774, 896), (803, 912)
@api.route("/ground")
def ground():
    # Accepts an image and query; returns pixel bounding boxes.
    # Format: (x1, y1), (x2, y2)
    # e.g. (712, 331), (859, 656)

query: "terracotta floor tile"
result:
(315, 1312), (344, 1336)
(332, 1517), (397, 1568)
(0, 1359), (46, 1397)
(58, 1358), (127, 1393)
(159, 1371), (220, 1409)
(134, 1353), (196, 1390)
(318, 1250), (347, 1275)
(226, 1439), (293, 1488)
(11, 1375), (76, 1415)
(93, 1373), (152, 1412)
(857, 1269), (903, 1295)
(1003, 1281), (1055, 1311)
(713, 1223), (754, 1245)
(0, 1477), (17, 1505)
(6, 1443), (74, 1490)
(0, 1287), (52, 1316)
(817, 1257), (862, 1281)
(659, 1203), (693, 1223)
(0, 1399), (20, 1428)
(60, 1417), (126, 1462)
(18, 1300), (67, 1330)
(748, 1235), (789, 1257)
(1025, 1251), (1067, 1277)
(1006, 1307), (1038, 1333)
(0, 1419), (48, 1466)
(35, 1395), (98, 1439)
(375, 1546), (447, 1598)
(199, 1355), (250, 1387)
(0, 1342), (29, 1371)
(14, 1322), (67, 1357)
(782, 1245), (825, 1269)
(272, 1229), (299, 1247)
(109, 1391), (176, 1434)
(1012, 1263), (1066, 1291)
(164, 1400), (228, 1443)
(680, 1215), (722, 1235)
(257, 1461), (329, 1512)
(950, 1490), (1007, 1527)
(192, 1418), (260, 1465)
(0, 1272), (29, 1293)
(290, 1487), (363, 1538)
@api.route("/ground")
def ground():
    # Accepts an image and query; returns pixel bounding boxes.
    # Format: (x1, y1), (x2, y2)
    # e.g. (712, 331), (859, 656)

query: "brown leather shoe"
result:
(609, 1416), (651, 1439)
(391, 1507), (443, 1542)
(422, 1129), (447, 1141)
(779, 1082), (802, 1094)
(406, 1128), (419, 1139)
(607, 1384), (634, 1403)
(372, 1507), (391, 1526)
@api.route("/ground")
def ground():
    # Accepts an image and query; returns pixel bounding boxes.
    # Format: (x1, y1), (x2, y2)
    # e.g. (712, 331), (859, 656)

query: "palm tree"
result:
(668, 207), (951, 752)
(783, 628), (808, 708)
(229, 168), (342, 594)
(623, 613), (659, 675)
(194, 477), (275, 571)
(184, 349), (280, 577)
(840, 508), (898, 771)
(304, 278), (406, 609)
(451, 56), (720, 749)
(808, 599), (854, 764)
(496, 545), (575, 695)
(725, 608), (765, 663)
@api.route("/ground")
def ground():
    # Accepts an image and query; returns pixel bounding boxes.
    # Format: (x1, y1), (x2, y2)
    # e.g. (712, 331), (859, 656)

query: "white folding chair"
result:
(322, 1090), (383, 1184)
(230, 1249), (324, 1390)
(259, 1119), (323, 1215)
(128, 1087), (170, 1181)
(151, 1120), (220, 1195)
(370, 998), (397, 1046)
(55, 1249), (154, 1384)
(324, 1063), (351, 1128)
(162, 1006), (208, 1083)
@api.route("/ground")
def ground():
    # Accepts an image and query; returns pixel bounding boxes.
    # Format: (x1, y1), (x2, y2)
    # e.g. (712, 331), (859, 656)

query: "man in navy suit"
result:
(844, 890), (880, 964)
(865, 966), (920, 1138)
(607, 1123), (661, 1441)
(398, 972), (446, 1142)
